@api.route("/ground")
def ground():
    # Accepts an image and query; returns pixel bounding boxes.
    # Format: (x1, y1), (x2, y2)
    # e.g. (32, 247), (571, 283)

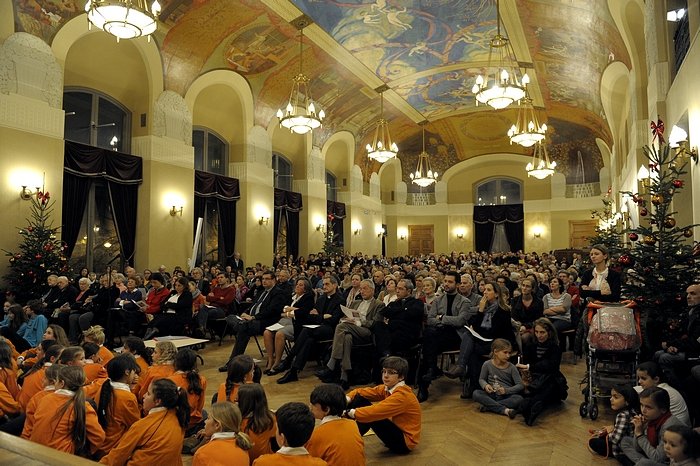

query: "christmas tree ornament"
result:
(628, 233), (639, 242)
(664, 217), (676, 228)
(684, 229), (694, 238)
(643, 235), (657, 245)
(640, 207), (648, 216)
(673, 179), (684, 188)
(651, 194), (664, 205)
(618, 254), (634, 266)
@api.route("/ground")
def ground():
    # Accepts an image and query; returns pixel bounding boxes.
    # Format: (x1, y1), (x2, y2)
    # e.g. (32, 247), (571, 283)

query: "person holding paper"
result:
(450, 281), (516, 400)
(197, 272), (236, 333)
(315, 279), (385, 388)
(276, 275), (344, 384)
(263, 278), (315, 375)
(417, 271), (471, 402)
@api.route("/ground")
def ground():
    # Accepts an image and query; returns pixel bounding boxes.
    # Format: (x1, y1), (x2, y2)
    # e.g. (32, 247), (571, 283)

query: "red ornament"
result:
(673, 179), (684, 188)
(35, 254), (42, 260)
(684, 229), (694, 238)
(27, 226), (34, 232)
(629, 233), (639, 242)
(618, 254), (634, 267)
(640, 207), (648, 216)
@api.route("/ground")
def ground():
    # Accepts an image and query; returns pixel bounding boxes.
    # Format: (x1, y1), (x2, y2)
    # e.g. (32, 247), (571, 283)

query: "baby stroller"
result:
(579, 300), (641, 420)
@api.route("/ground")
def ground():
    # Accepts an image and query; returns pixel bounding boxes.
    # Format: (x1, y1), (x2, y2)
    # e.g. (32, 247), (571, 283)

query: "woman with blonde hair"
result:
(193, 402), (252, 466)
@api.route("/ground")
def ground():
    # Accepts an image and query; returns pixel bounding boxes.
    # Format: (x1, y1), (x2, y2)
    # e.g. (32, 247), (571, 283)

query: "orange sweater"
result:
(242, 415), (277, 463)
(134, 355), (150, 375)
(306, 418), (365, 466)
(135, 363), (174, 400)
(99, 408), (185, 466)
(217, 382), (242, 403)
(347, 383), (421, 450)
(98, 346), (114, 366)
(21, 387), (54, 439)
(193, 436), (251, 466)
(253, 451), (327, 466)
(167, 371), (207, 428)
(84, 363), (108, 383)
(0, 367), (20, 400)
(92, 382), (141, 454)
(0, 380), (20, 416)
(18, 364), (48, 410)
(29, 390), (105, 455)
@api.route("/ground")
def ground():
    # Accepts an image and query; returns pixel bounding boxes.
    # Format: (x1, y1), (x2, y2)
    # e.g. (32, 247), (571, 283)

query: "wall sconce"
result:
(637, 165), (650, 193)
(533, 232), (541, 238)
(377, 228), (386, 238)
(533, 226), (543, 238)
(456, 233), (464, 239)
(20, 186), (40, 201)
(399, 234), (406, 240)
(316, 224), (324, 232)
(669, 125), (698, 164)
(354, 228), (362, 235)
(169, 206), (183, 217)
(259, 216), (269, 225)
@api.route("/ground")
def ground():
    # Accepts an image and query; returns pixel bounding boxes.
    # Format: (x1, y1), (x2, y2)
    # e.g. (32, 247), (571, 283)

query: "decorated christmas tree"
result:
(588, 187), (625, 265)
(3, 191), (71, 301)
(618, 124), (699, 350)
(322, 213), (343, 257)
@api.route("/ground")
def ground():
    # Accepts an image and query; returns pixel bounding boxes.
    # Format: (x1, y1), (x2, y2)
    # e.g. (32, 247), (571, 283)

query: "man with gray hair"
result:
(316, 279), (384, 389)
(372, 279), (423, 364)
(458, 273), (481, 308)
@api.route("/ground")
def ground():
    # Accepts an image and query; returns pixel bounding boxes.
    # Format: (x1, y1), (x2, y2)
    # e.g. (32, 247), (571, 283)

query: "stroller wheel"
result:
(590, 404), (599, 420)
(579, 402), (588, 418)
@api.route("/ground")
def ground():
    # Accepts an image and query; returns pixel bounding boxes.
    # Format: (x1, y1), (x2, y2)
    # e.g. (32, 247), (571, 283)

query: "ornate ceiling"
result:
(14, 0), (631, 188)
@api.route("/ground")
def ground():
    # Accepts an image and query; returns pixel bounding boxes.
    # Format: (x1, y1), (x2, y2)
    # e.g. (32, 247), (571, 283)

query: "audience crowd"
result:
(0, 246), (698, 465)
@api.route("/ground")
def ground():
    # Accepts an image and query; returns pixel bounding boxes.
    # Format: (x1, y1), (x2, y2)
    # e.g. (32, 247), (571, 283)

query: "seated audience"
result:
(510, 278), (544, 350)
(144, 276), (192, 340)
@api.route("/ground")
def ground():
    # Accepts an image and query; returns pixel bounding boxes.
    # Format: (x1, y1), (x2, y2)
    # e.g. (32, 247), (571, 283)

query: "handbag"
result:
(587, 430), (610, 458)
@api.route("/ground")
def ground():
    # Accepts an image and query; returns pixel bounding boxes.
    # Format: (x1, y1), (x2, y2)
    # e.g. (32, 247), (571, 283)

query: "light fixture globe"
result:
(526, 141), (556, 179)
(367, 90), (398, 163)
(410, 123), (439, 187)
(85, 0), (161, 40)
(276, 21), (324, 135)
(507, 85), (547, 147)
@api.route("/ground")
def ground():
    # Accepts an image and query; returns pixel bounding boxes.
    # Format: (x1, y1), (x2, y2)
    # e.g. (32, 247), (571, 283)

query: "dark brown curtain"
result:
(194, 170), (240, 265)
(62, 141), (142, 264)
(473, 204), (524, 253)
(274, 188), (303, 259)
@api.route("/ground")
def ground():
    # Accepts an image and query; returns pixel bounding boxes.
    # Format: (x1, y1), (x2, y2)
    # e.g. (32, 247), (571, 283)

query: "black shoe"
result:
(315, 367), (334, 380)
(218, 364), (229, 373)
(339, 379), (350, 391)
(274, 358), (292, 373)
(526, 401), (543, 426)
(143, 328), (158, 340)
(421, 367), (439, 383)
(460, 380), (474, 399)
(417, 385), (429, 403)
(277, 369), (298, 384)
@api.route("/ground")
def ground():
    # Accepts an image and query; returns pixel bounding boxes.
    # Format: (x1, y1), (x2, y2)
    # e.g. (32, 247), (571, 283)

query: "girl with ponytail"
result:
(100, 378), (189, 465)
(192, 402), (252, 466)
(18, 340), (63, 409)
(123, 336), (152, 374)
(95, 354), (141, 455)
(29, 365), (105, 456)
(168, 348), (207, 433)
(21, 363), (63, 439)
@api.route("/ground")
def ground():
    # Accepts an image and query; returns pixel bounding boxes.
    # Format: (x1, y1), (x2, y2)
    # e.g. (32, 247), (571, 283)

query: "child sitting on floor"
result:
(253, 402), (326, 465)
(472, 338), (524, 418)
(345, 356), (421, 454)
(192, 401), (253, 466)
(306, 383), (365, 465)
(662, 425), (699, 465)
(588, 384), (639, 459)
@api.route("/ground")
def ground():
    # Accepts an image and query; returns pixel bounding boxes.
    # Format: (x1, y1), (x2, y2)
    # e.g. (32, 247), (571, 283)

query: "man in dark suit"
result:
(276, 269), (294, 298)
(276, 275), (344, 384)
(231, 252), (244, 274)
(315, 279), (384, 388)
(220, 270), (288, 370)
(372, 279), (423, 358)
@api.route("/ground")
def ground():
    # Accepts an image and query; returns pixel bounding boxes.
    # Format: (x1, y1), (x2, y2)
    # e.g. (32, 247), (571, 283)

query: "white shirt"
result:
(277, 446), (310, 456)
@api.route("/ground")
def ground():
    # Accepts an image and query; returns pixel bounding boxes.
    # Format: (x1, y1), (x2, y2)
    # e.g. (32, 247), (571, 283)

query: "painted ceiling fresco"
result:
(12, 0), (631, 189)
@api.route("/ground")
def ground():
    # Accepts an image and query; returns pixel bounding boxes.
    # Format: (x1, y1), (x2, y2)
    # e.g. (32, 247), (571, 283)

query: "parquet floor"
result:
(190, 339), (612, 466)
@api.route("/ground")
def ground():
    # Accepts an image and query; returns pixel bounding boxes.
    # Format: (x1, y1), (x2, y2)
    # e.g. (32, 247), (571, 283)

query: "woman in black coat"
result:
(579, 244), (622, 303)
(144, 276), (193, 339)
(516, 317), (566, 426)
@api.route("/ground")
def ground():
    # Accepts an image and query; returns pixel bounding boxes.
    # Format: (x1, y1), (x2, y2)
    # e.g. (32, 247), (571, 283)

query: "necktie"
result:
(251, 290), (269, 316)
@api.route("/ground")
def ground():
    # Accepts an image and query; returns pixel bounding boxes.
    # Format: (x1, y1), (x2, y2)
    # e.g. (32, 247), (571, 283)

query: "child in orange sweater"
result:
(345, 356), (421, 454)
(95, 354), (141, 456)
(0, 340), (19, 401)
(168, 348), (207, 434)
(216, 354), (255, 404)
(82, 342), (109, 383)
(134, 340), (176, 400)
(238, 383), (278, 463)
(21, 363), (62, 438)
(122, 336), (152, 375)
(82, 326), (114, 367)
(253, 402), (327, 465)
(307, 384), (365, 465)
(193, 401), (253, 466)
(18, 340), (63, 409)
(29, 365), (105, 456)
(99, 378), (189, 466)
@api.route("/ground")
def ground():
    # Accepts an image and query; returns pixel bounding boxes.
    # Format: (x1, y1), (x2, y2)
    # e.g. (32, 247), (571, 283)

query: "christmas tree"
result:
(3, 191), (71, 301)
(322, 213), (343, 257)
(618, 128), (699, 350)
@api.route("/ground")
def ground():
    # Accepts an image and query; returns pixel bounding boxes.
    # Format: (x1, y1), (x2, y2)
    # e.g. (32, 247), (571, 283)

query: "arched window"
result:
(326, 170), (337, 202)
(64, 89), (130, 153)
(193, 127), (228, 175)
(475, 178), (522, 206)
(63, 89), (131, 273)
(272, 153), (293, 191)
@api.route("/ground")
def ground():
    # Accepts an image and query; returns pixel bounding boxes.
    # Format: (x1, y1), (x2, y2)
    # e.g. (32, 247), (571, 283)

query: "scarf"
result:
(191, 288), (201, 300)
(646, 411), (672, 447)
(589, 267), (609, 291)
(481, 301), (499, 330)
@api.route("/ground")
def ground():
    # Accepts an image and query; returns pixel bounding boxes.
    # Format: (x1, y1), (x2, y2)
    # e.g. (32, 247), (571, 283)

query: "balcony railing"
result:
(408, 192), (436, 205)
(566, 182), (601, 198)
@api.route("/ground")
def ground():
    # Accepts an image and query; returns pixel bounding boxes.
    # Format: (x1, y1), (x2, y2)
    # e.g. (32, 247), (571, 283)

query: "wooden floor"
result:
(190, 339), (611, 466)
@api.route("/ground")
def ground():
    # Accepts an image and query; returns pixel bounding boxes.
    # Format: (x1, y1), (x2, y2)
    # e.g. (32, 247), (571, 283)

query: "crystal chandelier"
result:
(472, 0), (527, 110)
(276, 21), (325, 135)
(84, 0), (161, 41)
(507, 76), (547, 147)
(367, 89), (398, 163)
(410, 123), (438, 187)
(526, 141), (556, 179)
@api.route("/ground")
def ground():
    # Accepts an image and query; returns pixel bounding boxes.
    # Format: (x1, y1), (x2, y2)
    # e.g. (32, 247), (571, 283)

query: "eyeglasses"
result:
(381, 369), (398, 375)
